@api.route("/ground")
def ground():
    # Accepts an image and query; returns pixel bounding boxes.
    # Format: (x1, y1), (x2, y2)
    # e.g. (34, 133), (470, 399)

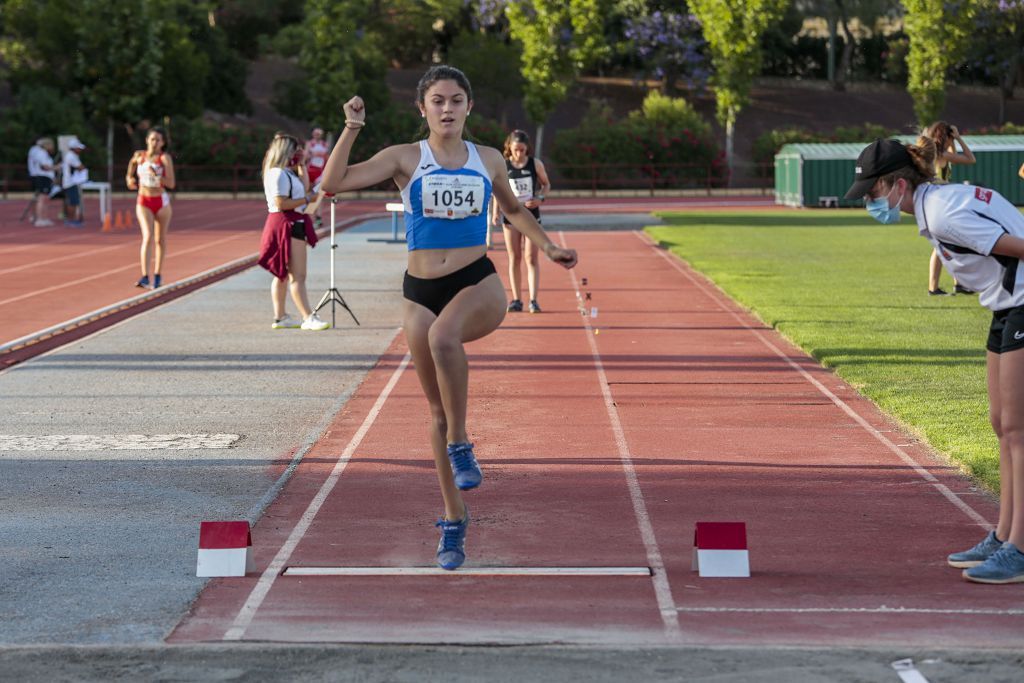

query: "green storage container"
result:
(774, 136), (1024, 208)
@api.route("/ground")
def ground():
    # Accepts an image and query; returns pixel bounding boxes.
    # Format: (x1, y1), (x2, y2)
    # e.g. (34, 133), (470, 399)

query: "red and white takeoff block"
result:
(196, 521), (254, 577)
(691, 522), (750, 578)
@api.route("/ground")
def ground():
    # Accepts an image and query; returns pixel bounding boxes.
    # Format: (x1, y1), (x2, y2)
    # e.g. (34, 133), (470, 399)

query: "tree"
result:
(505, 0), (609, 156)
(448, 32), (524, 125)
(689, 0), (788, 174)
(73, 0), (164, 183)
(903, 0), (976, 126)
(964, 0), (1024, 123)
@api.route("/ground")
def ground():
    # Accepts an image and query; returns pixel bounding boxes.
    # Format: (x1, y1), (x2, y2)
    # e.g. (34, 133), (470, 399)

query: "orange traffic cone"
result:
(101, 212), (113, 232)
(121, 209), (135, 231)
(113, 210), (125, 230)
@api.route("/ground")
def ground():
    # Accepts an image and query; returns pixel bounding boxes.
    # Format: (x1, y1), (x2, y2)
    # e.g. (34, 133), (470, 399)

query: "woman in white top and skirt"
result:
(257, 132), (329, 331)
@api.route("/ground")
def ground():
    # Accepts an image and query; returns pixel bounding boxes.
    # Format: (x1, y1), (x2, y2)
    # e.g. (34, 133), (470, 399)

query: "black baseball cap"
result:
(844, 139), (913, 199)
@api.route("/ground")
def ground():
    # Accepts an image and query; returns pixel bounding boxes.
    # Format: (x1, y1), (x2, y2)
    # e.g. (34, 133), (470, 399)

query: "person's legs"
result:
(996, 348), (1024, 547)
(286, 238), (314, 319)
(136, 204), (156, 281)
(428, 273), (507, 445)
(66, 186), (82, 223)
(987, 351), (1013, 543)
(404, 302), (465, 523)
(525, 236), (541, 303)
(503, 225), (523, 304)
(153, 205), (172, 280)
(928, 249), (942, 292)
(34, 192), (49, 223)
(271, 275), (288, 319)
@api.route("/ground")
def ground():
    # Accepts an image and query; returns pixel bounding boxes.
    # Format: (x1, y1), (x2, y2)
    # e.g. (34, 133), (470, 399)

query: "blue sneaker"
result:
(135, 276), (150, 289)
(948, 530), (1003, 568)
(153, 274), (162, 289)
(447, 442), (482, 490)
(963, 542), (1024, 584)
(435, 507), (469, 570)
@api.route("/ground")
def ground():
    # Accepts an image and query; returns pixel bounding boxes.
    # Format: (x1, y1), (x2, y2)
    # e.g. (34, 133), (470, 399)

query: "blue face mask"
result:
(865, 185), (904, 224)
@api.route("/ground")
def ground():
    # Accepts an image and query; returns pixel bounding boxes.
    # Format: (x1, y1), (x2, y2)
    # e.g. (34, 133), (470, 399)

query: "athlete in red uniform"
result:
(126, 128), (176, 289)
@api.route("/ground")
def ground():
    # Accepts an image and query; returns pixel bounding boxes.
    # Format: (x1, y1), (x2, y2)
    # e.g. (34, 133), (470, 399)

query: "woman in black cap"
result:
(846, 138), (1024, 584)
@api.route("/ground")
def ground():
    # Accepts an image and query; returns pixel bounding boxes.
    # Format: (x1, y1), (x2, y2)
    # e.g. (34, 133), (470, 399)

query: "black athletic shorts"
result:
(502, 206), (541, 227)
(987, 305), (1024, 354)
(31, 176), (53, 195)
(403, 255), (496, 317)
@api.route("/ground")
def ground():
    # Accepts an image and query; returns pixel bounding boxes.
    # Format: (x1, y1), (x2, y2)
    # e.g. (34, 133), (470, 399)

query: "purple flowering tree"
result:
(622, 10), (708, 94)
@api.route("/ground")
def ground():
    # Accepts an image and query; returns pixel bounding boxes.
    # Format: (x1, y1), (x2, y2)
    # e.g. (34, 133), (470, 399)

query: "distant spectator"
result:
(27, 138), (56, 227)
(61, 137), (88, 228)
(304, 128), (330, 224)
(919, 122), (976, 296)
(126, 127), (176, 289)
(257, 132), (329, 331)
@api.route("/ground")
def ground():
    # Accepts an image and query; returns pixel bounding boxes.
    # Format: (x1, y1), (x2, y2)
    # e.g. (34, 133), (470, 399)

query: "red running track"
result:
(0, 195), (774, 354)
(171, 230), (1021, 648)
(0, 198), (394, 350)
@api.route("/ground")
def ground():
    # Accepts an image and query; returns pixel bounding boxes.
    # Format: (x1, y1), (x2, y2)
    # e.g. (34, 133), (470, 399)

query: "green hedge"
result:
(752, 123), (901, 174)
(550, 92), (725, 189)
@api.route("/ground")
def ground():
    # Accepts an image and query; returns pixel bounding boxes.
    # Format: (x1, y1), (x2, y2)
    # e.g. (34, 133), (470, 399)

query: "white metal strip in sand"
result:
(283, 566), (652, 577)
(675, 606), (1024, 615)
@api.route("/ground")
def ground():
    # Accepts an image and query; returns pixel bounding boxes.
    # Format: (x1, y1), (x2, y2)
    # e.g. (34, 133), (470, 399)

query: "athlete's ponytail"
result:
(877, 139), (937, 191)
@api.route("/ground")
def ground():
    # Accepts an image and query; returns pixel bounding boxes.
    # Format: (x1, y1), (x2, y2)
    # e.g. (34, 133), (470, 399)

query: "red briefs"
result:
(137, 192), (170, 214)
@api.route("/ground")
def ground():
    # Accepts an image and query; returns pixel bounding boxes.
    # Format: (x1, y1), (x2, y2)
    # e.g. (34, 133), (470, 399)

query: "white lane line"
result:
(283, 566), (653, 577)
(0, 433), (238, 450)
(0, 232), (253, 309)
(244, 327), (403, 523)
(637, 231), (994, 531)
(558, 231), (682, 642)
(0, 242), (126, 277)
(676, 606), (1024, 615)
(223, 352), (412, 641)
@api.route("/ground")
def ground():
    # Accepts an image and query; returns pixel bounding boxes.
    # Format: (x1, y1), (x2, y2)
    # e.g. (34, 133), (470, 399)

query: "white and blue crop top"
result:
(400, 140), (492, 251)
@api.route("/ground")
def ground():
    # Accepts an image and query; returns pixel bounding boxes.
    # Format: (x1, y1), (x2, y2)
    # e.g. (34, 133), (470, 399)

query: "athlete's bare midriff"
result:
(407, 245), (488, 279)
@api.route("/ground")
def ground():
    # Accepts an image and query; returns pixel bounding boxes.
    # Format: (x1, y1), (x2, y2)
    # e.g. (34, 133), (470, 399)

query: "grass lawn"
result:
(647, 209), (1000, 491)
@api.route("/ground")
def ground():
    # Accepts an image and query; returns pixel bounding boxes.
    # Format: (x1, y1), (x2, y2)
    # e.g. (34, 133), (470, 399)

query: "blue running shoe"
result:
(963, 542), (1024, 584)
(435, 507), (469, 570)
(447, 442), (482, 490)
(135, 276), (150, 289)
(948, 530), (1003, 568)
(153, 274), (162, 289)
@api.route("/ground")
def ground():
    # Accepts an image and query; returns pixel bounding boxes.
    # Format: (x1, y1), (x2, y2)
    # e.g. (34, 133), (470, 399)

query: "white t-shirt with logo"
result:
(27, 145), (55, 179)
(263, 167), (306, 213)
(914, 182), (1024, 311)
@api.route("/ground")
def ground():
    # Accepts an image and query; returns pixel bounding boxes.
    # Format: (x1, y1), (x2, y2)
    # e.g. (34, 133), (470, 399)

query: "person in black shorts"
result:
(490, 130), (551, 313)
(319, 66), (577, 570)
(847, 138), (1024, 584)
(27, 138), (56, 226)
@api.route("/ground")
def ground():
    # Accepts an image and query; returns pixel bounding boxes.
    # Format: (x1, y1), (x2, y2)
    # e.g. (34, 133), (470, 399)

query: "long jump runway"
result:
(168, 227), (1020, 649)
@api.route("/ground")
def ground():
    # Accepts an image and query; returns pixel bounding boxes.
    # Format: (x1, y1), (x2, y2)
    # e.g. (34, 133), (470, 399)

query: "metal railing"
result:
(1, 161), (776, 198)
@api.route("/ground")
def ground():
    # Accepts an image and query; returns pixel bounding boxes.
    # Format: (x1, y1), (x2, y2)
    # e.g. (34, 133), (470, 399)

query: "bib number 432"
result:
(422, 174), (485, 219)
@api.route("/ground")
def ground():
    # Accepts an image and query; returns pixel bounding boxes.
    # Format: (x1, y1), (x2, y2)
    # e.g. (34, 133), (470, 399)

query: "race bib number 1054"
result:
(421, 174), (485, 220)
